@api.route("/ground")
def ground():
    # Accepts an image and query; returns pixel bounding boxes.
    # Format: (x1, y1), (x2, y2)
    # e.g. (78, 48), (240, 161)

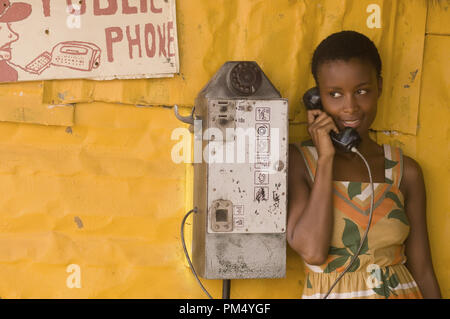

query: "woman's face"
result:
(316, 58), (382, 138)
(0, 22), (19, 60)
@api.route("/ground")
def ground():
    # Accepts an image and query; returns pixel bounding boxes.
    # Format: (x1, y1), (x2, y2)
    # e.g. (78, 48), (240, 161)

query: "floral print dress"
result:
(294, 141), (423, 299)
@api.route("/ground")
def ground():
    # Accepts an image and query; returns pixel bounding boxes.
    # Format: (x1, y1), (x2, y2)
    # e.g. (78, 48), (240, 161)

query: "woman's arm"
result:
(287, 145), (334, 264)
(287, 110), (338, 265)
(401, 156), (441, 298)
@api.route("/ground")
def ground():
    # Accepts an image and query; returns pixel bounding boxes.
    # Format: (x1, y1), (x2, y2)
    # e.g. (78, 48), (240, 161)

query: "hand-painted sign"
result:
(0, 0), (179, 83)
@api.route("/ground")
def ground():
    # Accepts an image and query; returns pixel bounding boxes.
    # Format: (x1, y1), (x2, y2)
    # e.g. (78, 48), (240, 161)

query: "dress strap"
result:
(383, 144), (404, 188)
(293, 140), (317, 182)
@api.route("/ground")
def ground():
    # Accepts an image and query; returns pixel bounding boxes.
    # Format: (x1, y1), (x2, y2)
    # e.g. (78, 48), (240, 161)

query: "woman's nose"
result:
(343, 95), (359, 113)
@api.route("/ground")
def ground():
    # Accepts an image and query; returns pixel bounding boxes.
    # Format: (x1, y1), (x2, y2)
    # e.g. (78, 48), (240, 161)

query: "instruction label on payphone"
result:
(206, 99), (287, 234)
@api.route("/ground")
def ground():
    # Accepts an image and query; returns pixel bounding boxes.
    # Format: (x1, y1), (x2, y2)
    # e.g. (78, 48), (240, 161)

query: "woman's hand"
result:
(307, 110), (339, 159)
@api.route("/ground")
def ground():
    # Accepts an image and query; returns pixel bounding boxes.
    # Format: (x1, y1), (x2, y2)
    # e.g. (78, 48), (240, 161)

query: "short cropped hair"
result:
(311, 30), (382, 83)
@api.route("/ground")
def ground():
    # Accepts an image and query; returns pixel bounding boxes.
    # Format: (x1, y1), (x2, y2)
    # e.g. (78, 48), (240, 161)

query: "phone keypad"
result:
(25, 52), (52, 74)
(53, 55), (86, 68)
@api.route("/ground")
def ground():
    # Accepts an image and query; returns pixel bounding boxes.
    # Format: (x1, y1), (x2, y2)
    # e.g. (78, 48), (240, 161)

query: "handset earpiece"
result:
(302, 87), (361, 152)
(302, 86), (322, 110)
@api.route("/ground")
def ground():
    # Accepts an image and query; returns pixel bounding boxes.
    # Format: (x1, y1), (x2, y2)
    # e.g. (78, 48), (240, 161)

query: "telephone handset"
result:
(302, 87), (361, 152)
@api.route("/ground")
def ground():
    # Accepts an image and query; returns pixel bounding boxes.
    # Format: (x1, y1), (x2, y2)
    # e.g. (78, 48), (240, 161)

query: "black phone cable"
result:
(181, 207), (213, 299)
(323, 147), (375, 299)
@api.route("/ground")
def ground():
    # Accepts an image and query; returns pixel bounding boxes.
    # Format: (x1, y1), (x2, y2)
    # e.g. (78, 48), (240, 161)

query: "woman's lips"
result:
(341, 119), (361, 128)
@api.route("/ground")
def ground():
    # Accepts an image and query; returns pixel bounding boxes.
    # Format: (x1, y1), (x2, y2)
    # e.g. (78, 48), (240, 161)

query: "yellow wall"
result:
(0, 0), (448, 298)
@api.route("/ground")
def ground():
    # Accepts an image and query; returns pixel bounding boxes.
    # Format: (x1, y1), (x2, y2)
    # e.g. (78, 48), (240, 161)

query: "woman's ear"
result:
(377, 76), (383, 97)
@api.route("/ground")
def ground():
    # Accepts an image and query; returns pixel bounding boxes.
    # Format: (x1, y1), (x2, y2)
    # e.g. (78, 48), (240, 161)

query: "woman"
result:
(287, 30), (441, 299)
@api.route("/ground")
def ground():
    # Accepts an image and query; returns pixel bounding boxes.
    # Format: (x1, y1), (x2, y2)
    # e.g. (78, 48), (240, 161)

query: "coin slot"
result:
(216, 209), (228, 222)
(210, 199), (233, 232)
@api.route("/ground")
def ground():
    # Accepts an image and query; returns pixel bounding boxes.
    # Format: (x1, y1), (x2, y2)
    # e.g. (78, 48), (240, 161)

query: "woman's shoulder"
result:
(383, 143), (423, 178)
(402, 155), (424, 183)
(399, 153), (425, 197)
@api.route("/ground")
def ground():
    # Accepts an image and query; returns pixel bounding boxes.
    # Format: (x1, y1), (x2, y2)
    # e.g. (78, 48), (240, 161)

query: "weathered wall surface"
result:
(0, 0), (448, 298)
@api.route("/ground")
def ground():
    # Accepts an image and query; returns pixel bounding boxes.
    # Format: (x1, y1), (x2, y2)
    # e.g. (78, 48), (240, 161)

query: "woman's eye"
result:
(329, 92), (342, 98)
(357, 89), (368, 95)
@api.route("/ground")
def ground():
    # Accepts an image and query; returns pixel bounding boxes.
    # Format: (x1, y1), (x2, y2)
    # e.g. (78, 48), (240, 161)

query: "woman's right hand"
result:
(307, 110), (339, 159)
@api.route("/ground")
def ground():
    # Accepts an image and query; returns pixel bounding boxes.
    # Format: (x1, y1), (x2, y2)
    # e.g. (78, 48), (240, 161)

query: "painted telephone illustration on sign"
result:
(0, 1), (102, 82)
(25, 41), (102, 75)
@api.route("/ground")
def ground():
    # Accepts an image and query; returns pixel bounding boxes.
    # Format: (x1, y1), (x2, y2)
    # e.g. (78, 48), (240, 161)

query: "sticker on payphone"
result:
(254, 187), (269, 202)
(234, 217), (244, 229)
(233, 205), (244, 216)
(256, 138), (270, 154)
(233, 206), (244, 229)
(255, 107), (270, 121)
(256, 123), (270, 137)
(255, 155), (270, 169)
(254, 171), (269, 185)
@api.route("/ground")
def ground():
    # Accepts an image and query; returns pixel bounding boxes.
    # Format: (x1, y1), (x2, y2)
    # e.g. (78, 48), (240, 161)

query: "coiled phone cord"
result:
(322, 147), (375, 299)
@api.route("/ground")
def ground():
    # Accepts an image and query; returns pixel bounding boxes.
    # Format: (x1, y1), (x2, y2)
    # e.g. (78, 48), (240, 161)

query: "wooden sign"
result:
(0, 0), (179, 83)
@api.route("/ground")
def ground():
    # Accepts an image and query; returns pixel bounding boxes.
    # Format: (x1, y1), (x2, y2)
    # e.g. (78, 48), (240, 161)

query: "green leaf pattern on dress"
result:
(306, 274), (312, 289)
(370, 267), (400, 298)
(385, 158), (410, 225)
(386, 191), (409, 226)
(342, 218), (363, 255)
(325, 218), (369, 273)
(320, 151), (407, 294)
(385, 158), (398, 169)
(347, 182), (362, 200)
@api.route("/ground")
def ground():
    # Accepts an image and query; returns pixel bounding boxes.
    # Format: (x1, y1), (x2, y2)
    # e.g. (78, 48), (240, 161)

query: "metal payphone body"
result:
(192, 61), (288, 279)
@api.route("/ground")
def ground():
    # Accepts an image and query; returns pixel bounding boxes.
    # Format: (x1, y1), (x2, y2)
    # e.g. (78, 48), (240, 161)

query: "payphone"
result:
(176, 61), (288, 281)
